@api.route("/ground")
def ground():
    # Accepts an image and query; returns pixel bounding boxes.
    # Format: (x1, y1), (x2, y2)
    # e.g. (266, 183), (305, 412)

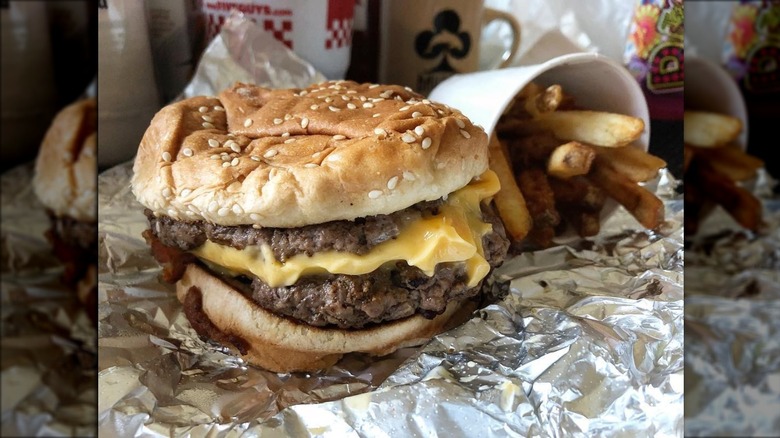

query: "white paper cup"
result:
(429, 52), (652, 242)
(685, 55), (748, 149)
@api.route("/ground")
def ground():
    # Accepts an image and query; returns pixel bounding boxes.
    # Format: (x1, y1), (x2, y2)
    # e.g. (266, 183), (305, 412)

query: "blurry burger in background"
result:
(131, 80), (509, 373)
(33, 97), (97, 323)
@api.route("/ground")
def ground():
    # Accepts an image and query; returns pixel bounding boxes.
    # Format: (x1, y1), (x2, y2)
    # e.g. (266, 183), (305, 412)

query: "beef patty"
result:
(146, 200), (509, 329)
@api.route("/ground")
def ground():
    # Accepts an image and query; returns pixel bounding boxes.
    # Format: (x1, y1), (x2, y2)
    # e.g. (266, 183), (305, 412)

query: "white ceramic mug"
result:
(200, 0), (356, 80)
(377, 0), (521, 96)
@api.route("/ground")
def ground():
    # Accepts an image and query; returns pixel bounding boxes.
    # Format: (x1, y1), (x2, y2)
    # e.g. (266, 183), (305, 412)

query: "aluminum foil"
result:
(97, 157), (683, 436)
(1, 163), (97, 437)
(684, 195), (780, 436)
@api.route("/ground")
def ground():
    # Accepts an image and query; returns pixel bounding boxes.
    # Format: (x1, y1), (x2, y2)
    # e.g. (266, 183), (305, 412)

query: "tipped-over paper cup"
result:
(428, 52), (652, 243)
(685, 55), (748, 149)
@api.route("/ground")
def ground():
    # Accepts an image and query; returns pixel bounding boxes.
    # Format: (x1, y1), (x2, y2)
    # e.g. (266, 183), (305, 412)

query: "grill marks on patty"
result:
(146, 200), (510, 329)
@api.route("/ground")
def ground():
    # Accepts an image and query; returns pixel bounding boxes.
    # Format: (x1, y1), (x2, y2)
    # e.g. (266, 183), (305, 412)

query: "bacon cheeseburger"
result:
(131, 81), (510, 372)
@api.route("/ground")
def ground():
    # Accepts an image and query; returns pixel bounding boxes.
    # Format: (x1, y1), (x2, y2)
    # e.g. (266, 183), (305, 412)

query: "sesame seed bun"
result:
(33, 98), (97, 222)
(176, 263), (473, 373)
(131, 81), (489, 227)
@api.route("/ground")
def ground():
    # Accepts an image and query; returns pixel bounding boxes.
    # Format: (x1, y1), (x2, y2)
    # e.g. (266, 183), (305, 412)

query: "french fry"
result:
(505, 131), (560, 168)
(524, 110), (645, 147)
(587, 160), (664, 230)
(684, 110), (742, 148)
(683, 144), (695, 174)
(594, 145), (667, 182)
(548, 175), (606, 212)
(516, 168), (560, 230)
(564, 208), (601, 237)
(684, 175), (703, 236)
(546, 141), (596, 179)
(689, 159), (763, 231)
(488, 135), (533, 242)
(524, 84), (563, 117)
(692, 144), (764, 182)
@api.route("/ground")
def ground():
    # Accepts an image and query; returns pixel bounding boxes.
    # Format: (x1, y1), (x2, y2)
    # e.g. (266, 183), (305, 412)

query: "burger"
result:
(32, 97), (98, 322)
(131, 81), (510, 373)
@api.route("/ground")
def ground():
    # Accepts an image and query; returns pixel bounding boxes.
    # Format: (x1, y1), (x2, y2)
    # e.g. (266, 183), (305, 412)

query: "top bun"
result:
(33, 98), (97, 222)
(132, 81), (489, 227)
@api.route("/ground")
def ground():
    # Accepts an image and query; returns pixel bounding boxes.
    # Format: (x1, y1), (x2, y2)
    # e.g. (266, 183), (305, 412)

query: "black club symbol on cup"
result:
(414, 10), (471, 94)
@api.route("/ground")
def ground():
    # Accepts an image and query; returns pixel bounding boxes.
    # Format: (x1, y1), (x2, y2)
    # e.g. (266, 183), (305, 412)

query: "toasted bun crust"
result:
(33, 98), (97, 222)
(132, 81), (489, 227)
(176, 264), (470, 373)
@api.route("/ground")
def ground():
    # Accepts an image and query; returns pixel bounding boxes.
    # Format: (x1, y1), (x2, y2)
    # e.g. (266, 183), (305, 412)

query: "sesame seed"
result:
(304, 163), (318, 168)
(371, 98), (385, 102)
(250, 155), (261, 161)
(162, 152), (172, 162)
(250, 213), (261, 221)
(387, 176), (399, 190)
(284, 138), (296, 144)
(301, 117), (309, 128)
(230, 143), (241, 153)
(399, 106), (410, 111)
(243, 119), (252, 127)
(182, 148), (194, 157)
(202, 115), (214, 123)
(380, 90), (393, 98)
(284, 114), (292, 120)
(325, 97), (333, 103)
(232, 204), (243, 214)
(214, 105), (225, 111)
(218, 207), (229, 216)
(347, 90), (357, 94)
(347, 103), (357, 109)
(329, 105), (341, 112)
(203, 122), (215, 129)
(208, 139), (220, 148)
(222, 161), (231, 168)
(299, 90), (308, 96)
(273, 118), (283, 125)
(374, 128), (386, 137)
(456, 119), (465, 128)
(341, 95), (350, 101)
(373, 113), (381, 118)
(437, 109), (446, 115)
(180, 189), (192, 197)
(368, 190), (383, 199)
(414, 126), (425, 136)
(403, 171), (416, 181)
(210, 154), (220, 160)
(422, 99), (431, 104)
(412, 111), (422, 118)
(363, 102), (374, 108)
(281, 132), (290, 138)
(199, 106), (208, 113)
(422, 137), (432, 149)
(404, 86), (413, 92)
(369, 84), (380, 89)
(359, 96), (367, 102)
(231, 157), (239, 166)
(264, 149), (278, 158)
(326, 154), (341, 162)
(208, 201), (218, 212)
(310, 104), (319, 110)
(402, 133), (416, 143)
(460, 129), (471, 139)
(332, 134), (346, 140)
(162, 187), (172, 197)
(252, 224), (262, 229)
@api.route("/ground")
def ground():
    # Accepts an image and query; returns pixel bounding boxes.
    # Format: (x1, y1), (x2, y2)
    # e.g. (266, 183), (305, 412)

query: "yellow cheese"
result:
(192, 170), (500, 288)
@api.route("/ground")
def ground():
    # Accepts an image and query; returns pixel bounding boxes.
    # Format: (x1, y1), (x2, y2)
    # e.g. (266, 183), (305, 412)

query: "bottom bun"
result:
(175, 264), (475, 373)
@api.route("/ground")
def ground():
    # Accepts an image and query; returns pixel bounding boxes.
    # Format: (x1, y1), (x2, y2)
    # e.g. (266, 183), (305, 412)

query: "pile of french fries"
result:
(490, 82), (668, 249)
(684, 110), (764, 234)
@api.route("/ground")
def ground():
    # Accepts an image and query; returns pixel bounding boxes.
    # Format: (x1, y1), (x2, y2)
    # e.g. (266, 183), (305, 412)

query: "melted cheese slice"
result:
(192, 170), (500, 288)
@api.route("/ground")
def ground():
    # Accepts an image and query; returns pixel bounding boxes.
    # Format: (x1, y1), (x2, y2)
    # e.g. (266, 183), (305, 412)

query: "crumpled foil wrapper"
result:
(1, 163), (97, 437)
(97, 157), (683, 436)
(684, 188), (780, 436)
